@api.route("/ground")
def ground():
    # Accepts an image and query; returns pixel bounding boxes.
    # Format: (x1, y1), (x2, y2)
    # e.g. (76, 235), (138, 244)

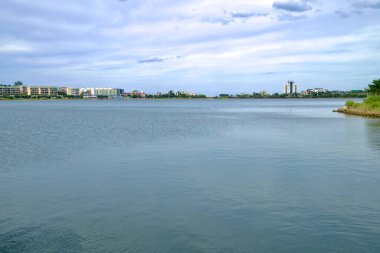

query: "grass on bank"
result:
(345, 96), (380, 112)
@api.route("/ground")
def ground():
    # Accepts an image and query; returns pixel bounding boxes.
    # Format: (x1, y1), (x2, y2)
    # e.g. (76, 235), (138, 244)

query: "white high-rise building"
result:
(283, 81), (298, 94)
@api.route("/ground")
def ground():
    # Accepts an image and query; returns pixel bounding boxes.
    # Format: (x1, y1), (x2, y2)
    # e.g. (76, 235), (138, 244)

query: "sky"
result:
(0, 0), (380, 94)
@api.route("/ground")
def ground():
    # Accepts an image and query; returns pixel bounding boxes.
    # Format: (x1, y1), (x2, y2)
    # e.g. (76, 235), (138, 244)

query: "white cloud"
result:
(0, 43), (34, 53)
(0, 0), (379, 92)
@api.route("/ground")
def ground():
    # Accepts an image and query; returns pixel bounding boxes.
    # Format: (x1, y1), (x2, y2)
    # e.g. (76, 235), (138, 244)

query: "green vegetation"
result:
(147, 91), (207, 99)
(215, 91), (366, 99)
(345, 96), (380, 112)
(345, 100), (357, 108)
(344, 79), (380, 112)
(368, 79), (380, 96)
(300, 91), (366, 98)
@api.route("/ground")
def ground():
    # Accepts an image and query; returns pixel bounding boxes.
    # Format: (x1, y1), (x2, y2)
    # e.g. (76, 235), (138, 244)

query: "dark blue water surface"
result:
(1, 99), (380, 253)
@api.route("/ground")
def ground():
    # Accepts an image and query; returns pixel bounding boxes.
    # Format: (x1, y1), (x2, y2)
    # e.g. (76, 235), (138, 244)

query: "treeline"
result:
(135, 91), (207, 99)
(216, 92), (367, 99)
(0, 81), (23, 87)
(149, 94), (207, 99)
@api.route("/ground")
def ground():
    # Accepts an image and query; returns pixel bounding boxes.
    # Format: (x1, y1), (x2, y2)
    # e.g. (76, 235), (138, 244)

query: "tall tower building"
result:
(283, 81), (297, 94)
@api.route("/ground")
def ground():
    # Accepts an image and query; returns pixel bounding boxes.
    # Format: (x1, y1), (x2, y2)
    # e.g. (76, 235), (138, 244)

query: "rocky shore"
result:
(334, 106), (380, 118)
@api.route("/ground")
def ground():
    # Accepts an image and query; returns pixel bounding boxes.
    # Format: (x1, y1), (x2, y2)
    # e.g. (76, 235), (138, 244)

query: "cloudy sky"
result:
(1, 0), (379, 94)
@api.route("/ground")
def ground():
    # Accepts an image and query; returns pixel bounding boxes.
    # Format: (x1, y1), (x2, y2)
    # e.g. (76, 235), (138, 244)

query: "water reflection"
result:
(366, 120), (380, 152)
(1, 99), (380, 253)
(0, 225), (82, 253)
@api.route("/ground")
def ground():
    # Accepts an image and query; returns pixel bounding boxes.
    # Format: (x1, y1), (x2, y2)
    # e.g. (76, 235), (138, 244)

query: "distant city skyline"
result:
(1, 0), (379, 95)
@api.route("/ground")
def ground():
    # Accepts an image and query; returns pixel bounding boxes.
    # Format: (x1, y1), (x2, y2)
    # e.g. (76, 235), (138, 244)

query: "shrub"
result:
(363, 96), (380, 111)
(345, 101), (360, 108)
(345, 101), (355, 107)
(364, 96), (380, 105)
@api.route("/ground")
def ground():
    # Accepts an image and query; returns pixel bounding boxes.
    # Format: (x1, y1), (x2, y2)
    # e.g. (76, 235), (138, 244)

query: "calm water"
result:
(1, 99), (380, 253)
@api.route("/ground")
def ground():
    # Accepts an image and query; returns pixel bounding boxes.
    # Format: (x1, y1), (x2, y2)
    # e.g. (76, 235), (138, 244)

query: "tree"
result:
(168, 90), (176, 98)
(14, 81), (23, 86)
(368, 79), (380, 96)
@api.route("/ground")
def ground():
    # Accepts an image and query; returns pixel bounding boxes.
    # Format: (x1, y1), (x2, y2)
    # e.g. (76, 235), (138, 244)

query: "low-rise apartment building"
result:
(80, 87), (124, 98)
(1, 85), (60, 96)
(60, 87), (81, 97)
(0, 85), (24, 96)
(1, 84), (124, 98)
(28, 86), (58, 96)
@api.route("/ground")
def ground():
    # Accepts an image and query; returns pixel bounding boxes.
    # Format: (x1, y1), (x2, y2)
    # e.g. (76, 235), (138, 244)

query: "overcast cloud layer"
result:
(1, 0), (380, 94)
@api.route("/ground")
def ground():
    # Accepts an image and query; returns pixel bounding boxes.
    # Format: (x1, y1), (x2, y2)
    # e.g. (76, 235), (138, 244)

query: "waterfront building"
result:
(28, 86), (58, 96)
(1, 83), (125, 98)
(30, 87), (41, 95)
(80, 87), (124, 98)
(95, 88), (124, 97)
(42, 87), (58, 96)
(306, 88), (328, 94)
(283, 81), (298, 94)
(23, 86), (30, 95)
(0, 84), (58, 96)
(70, 88), (80, 97)
(0, 85), (24, 96)
(131, 90), (146, 98)
(80, 88), (95, 98)
(60, 87), (81, 97)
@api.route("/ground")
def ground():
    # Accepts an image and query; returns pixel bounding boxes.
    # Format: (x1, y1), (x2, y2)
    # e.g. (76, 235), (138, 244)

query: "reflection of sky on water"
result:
(366, 120), (380, 152)
(0, 225), (82, 252)
(1, 99), (380, 253)
(218, 98), (357, 118)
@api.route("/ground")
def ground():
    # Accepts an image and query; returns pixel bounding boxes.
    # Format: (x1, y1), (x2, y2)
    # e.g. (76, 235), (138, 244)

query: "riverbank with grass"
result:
(335, 96), (380, 118)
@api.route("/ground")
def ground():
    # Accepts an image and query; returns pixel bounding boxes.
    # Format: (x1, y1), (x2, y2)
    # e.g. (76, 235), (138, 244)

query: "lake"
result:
(1, 99), (380, 253)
